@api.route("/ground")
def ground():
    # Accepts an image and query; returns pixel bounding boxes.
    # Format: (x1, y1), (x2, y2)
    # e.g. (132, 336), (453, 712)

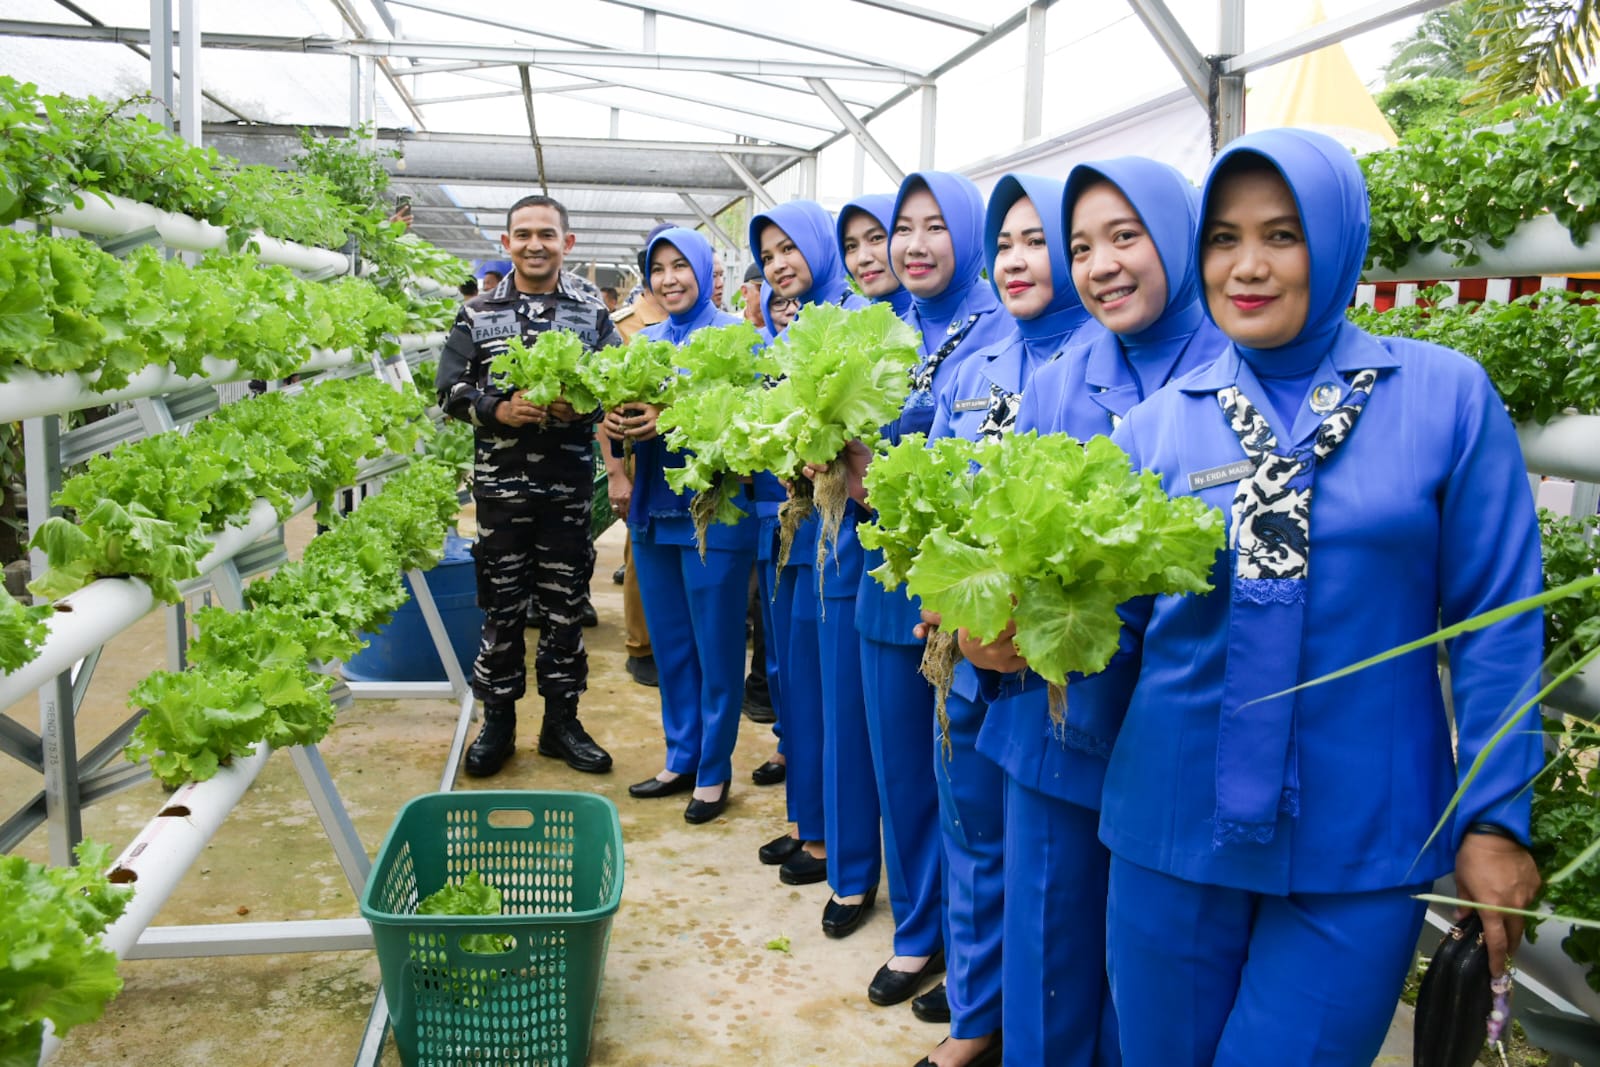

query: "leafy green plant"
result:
(1348, 287), (1600, 423)
(489, 330), (591, 409)
(577, 334), (681, 415)
(0, 840), (131, 1063)
(657, 303), (920, 564)
(418, 871), (513, 955)
(1361, 86), (1600, 271)
(859, 431), (1225, 730)
(27, 377), (431, 607)
(0, 586), (50, 672)
(128, 457), (458, 786)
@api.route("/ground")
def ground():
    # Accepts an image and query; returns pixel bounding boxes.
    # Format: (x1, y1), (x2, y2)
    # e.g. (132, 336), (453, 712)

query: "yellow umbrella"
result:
(1247, 0), (1399, 152)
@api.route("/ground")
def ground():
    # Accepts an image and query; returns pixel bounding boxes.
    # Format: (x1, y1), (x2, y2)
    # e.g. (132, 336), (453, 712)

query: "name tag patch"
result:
(953, 397), (989, 412)
(1188, 459), (1255, 491)
(471, 310), (519, 342)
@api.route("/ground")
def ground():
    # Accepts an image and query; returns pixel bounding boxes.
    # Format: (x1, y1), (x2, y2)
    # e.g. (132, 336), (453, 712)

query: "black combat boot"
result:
(537, 695), (613, 774)
(464, 702), (516, 778)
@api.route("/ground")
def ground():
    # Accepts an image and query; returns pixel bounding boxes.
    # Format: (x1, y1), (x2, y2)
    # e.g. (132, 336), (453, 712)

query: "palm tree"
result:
(1385, 0), (1487, 80)
(1469, 0), (1600, 105)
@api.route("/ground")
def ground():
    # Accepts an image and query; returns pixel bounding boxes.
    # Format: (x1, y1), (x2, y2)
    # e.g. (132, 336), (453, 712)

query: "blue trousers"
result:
(818, 591), (882, 898)
(758, 556), (785, 744)
(861, 639), (943, 956)
(775, 563), (825, 840)
(1106, 856), (1427, 1067)
(937, 688), (1005, 1039)
(1002, 779), (1118, 1067)
(631, 536), (753, 788)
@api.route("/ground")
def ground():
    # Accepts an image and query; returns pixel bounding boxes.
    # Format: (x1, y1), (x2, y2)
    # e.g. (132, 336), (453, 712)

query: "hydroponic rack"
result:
(0, 190), (476, 1065)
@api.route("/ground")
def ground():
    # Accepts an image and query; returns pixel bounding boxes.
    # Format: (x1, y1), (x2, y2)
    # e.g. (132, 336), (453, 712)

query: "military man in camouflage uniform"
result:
(436, 194), (621, 778)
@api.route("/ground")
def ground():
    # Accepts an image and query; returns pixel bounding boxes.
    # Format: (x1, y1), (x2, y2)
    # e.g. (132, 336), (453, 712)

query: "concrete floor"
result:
(3, 517), (1417, 1066)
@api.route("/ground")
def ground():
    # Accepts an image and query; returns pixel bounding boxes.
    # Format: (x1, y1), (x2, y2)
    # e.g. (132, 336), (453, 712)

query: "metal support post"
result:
(288, 745), (373, 895)
(609, 106), (620, 139)
(677, 193), (738, 250)
(149, 0), (174, 130)
(1023, 1), (1048, 141)
(40, 672), (82, 865)
(919, 84), (937, 170)
(806, 78), (905, 185)
(1216, 0), (1246, 147)
(177, 0), (201, 146)
(798, 155), (818, 200)
(22, 415), (61, 591)
(1123, 0), (1210, 104)
(719, 152), (778, 209)
(349, 55), (362, 129)
(852, 140), (866, 196)
(642, 9), (657, 50)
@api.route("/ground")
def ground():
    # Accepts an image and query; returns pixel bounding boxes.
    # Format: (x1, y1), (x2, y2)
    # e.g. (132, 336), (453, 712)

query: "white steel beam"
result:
(1216, 0), (1245, 146)
(718, 152), (778, 209)
(517, 65), (550, 195)
(147, 0), (173, 130)
(1022, 1), (1047, 140)
(176, 0), (200, 145)
(849, 0), (990, 34)
(0, 21), (932, 82)
(806, 77), (905, 184)
(1221, 0), (1456, 75)
(1122, 0), (1210, 104)
(919, 83), (936, 169)
(677, 193), (739, 250)
(598, 0), (929, 76)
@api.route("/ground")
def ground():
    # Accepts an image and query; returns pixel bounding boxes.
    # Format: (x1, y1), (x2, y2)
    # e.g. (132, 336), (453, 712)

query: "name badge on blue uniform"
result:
(1188, 459), (1255, 491)
(471, 310), (518, 342)
(953, 397), (989, 412)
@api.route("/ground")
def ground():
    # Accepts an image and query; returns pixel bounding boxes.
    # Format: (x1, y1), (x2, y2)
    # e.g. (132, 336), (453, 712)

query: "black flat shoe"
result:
(778, 848), (828, 886)
(911, 981), (950, 1024)
(628, 773), (695, 799)
(751, 759), (786, 786)
(913, 1036), (1001, 1067)
(821, 884), (878, 939)
(626, 654), (659, 688)
(868, 948), (945, 1006)
(684, 783), (730, 824)
(579, 600), (599, 627)
(759, 832), (804, 866)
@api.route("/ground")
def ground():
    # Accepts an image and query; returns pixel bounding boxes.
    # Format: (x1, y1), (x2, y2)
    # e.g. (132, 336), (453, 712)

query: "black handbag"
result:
(1414, 912), (1494, 1067)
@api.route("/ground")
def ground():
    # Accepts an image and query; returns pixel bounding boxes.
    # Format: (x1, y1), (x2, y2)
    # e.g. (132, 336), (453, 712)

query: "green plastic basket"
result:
(360, 791), (624, 1067)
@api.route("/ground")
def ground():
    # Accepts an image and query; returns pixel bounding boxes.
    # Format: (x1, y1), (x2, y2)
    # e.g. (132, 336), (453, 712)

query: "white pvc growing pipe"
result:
(1364, 214), (1600, 283)
(37, 743), (276, 1064)
(0, 499), (283, 713)
(49, 192), (353, 280)
(1517, 414), (1600, 484)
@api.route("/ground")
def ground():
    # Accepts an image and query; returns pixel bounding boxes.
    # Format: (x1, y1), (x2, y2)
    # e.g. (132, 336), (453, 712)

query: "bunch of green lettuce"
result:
(418, 871), (513, 955)
(0, 588), (51, 673)
(859, 431), (1225, 721)
(0, 840), (131, 1063)
(576, 334), (681, 414)
(489, 330), (587, 408)
(658, 302), (920, 567)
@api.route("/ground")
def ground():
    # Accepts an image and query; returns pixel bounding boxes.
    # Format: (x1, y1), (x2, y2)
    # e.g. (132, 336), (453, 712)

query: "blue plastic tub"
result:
(342, 533), (483, 683)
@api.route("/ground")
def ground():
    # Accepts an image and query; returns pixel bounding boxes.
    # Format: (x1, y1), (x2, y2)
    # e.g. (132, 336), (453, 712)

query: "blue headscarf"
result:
(836, 193), (913, 317)
(748, 200), (856, 308)
(1196, 128), (1368, 377)
(758, 280), (778, 343)
(983, 173), (1088, 360)
(890, 171), (1003, 354)
(644, 227), (723, 344)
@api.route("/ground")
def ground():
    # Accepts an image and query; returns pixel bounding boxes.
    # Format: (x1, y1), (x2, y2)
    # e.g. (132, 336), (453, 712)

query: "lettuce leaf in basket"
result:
(417, 871), (513, 955)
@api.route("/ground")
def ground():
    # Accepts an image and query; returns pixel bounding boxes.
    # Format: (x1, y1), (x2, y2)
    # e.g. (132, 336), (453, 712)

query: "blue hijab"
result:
(836, 193), (913, 317)
(1196, 129), (1368, 377)
(644, 227), (724, 344)
(890, 171), (1006, 355)
(983, 173), (1088, 360)
(749, 200), (856, 309)
(1064, 157), (1225, 398)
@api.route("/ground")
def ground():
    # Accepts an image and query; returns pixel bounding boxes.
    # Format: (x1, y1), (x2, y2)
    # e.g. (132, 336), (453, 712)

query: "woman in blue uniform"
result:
(610, 227), (757, 824)
(838, 172), (1022, 1032)
(965, 157), (1227, 1067)
(910, 174), (1092, 1067)
(1007, 130), (1542, 1065)
(749, 201), (885, 926)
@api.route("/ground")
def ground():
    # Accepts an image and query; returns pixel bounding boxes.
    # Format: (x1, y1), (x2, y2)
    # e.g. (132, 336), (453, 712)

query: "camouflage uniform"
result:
(436, 273), (622, 709)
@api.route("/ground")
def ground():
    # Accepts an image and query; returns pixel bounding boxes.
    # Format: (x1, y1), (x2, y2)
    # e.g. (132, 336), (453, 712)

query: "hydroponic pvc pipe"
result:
(1363, 214), (1600, 283)
(1517, 414), (1600, 485)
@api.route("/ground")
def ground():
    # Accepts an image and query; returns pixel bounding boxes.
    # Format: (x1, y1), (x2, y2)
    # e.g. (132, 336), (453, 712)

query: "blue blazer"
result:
(1098, 331), (1544, 894)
